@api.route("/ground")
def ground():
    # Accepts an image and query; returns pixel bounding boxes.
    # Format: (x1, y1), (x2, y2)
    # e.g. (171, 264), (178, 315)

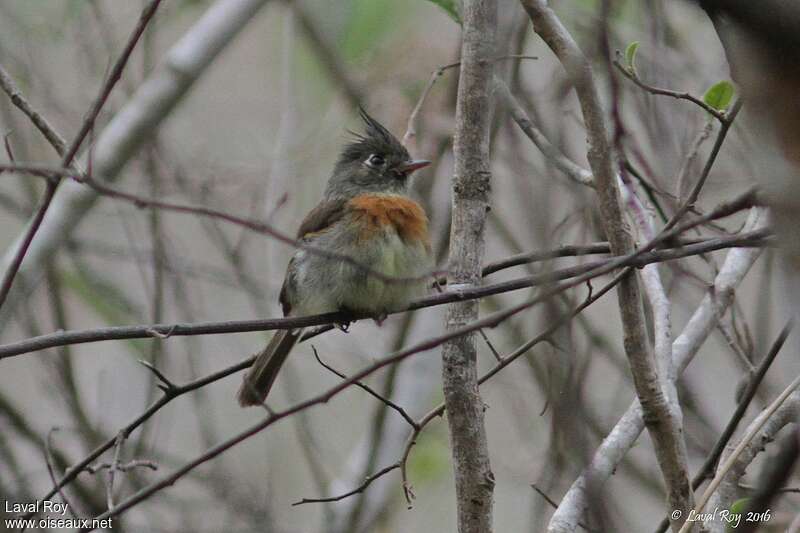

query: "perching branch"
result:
(0, 221), (768, 360)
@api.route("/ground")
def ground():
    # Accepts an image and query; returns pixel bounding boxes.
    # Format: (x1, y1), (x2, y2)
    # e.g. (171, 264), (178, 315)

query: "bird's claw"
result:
(373, 312), (388, 327)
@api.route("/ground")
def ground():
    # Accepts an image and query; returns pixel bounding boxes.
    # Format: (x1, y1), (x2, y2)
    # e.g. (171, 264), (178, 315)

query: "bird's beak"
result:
(397, 159), (431, 174)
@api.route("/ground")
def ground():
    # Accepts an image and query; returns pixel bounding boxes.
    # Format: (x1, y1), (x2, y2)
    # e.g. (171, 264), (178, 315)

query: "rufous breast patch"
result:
(349, 194), (430, 249)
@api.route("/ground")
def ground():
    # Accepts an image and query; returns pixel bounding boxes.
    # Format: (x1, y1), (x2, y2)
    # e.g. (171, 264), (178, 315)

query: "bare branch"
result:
(293, 463), (401, 506)
(0, 64), (67, 154)
(664, 99), (743, 231)
(496, 79), (594, 188)
(521, 0), (695, 525)
(547, 207), (768, 532)
(44, 428), (78, 520)
(0, 0), (273, 323)
(612, 59), (727, 122)
(654, 320), (794, 533)
(531, 484), (593, 532)
(0, 226), (769, 360)
(403, 56), (537, 149)
(442, 3), (500, 524)
(689, 380), (800, 532)
(85, 460), (158, 475)
(312, 346), (419, 430)
(0, 0), (165, 310)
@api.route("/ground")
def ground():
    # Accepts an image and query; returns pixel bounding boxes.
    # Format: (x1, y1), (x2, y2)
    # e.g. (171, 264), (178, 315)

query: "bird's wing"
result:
(296, 197), (349, 239)
(279, 198), (349, 316)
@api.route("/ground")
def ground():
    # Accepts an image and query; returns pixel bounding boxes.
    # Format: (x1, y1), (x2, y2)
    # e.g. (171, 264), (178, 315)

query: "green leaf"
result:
(729, 498), (749, 515)
(340, 0), (399, 61)
(703, 80), (735, 112)
(408, 432), (449, 484)
(424, 0), (462, 24)
(726, 498), (750, 531)
(624, 41), (640, 71)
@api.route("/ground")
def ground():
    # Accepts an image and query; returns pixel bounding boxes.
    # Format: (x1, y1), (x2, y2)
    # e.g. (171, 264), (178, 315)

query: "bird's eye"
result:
(366, 154), (385, 167)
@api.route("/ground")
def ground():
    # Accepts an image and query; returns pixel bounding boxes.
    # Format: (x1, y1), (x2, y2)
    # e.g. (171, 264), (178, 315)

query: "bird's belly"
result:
(293, 227), (431, 316)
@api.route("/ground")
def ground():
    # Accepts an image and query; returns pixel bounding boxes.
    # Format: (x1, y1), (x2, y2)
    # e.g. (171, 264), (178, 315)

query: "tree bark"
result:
(442, 1), (497, 532)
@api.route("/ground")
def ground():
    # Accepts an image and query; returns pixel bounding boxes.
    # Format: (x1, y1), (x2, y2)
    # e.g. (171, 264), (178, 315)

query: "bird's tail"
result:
(237, 328), (304, 407)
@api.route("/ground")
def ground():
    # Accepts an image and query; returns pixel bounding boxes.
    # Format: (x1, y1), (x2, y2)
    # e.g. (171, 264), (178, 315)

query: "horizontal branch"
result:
(32, 208), (765, 523)
(106, 261), (631, 523)
(481, 235), (725, 276)
(0, 229), (770, 359)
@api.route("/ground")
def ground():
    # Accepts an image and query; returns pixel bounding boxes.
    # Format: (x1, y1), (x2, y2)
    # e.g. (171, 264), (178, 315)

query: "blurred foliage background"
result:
(0, 0), (797, 531)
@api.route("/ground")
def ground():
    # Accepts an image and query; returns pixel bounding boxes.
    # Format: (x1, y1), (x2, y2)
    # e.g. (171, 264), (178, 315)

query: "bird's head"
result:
(325, 108), (430, 199)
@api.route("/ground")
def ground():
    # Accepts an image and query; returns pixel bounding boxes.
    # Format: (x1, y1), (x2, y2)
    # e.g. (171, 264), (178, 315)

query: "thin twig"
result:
(680, 372), (800, 533)
(402, 55), (538, 148)
(86, 460), (158, 475)
(105, 433), (126, 511)
(612, 59), (727, 122)
(44, 428), (78, 519)
(531, 484), (593, 532)
(0, 65), (67, 154)
(298, 270), (625, 511)
(663, 99), (743, 231)
(292, 462), (402, 506)
(654, 320), (794, 533)
(698, 320), (794, 483)
(0, 0), (165, 309)
(479, 329), (504, 362)
(496, 79), (594, 187)
(312, 346), (419, 430)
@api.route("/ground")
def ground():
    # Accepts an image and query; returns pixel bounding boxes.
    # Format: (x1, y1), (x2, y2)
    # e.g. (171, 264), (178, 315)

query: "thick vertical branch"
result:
(442, 1), (497, 532)
(519, 1), (694, 529)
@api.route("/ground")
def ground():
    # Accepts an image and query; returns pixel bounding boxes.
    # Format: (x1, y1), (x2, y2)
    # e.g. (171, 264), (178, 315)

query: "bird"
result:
(237, 108), (433, 407)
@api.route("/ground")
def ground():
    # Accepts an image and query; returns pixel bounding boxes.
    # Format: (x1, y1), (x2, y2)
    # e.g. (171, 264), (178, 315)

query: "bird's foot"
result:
(335, 321), (351, 333)
(432, 276), (445, 293)
(373, 312), (388, 327)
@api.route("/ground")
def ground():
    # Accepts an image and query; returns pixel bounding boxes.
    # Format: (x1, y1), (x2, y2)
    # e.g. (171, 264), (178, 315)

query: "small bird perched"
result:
(237, 109), (433, 407)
